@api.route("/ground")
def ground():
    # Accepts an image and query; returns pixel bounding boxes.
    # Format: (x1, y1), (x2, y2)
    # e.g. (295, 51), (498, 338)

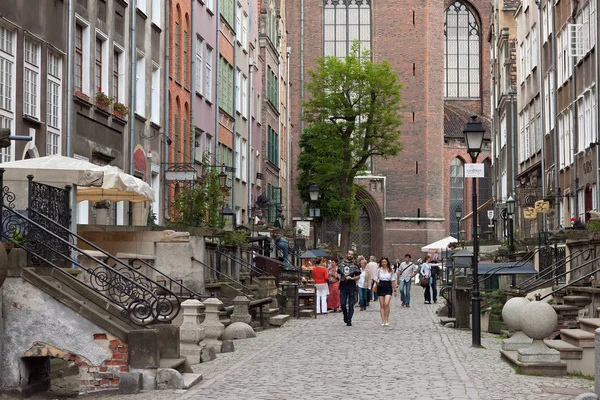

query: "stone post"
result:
(179, 299), (205, 365)
(230, 296), (252, 324)
(200, 298), (224, 353)
(595, 328), (600, 395)
(501, 297), (533, 351)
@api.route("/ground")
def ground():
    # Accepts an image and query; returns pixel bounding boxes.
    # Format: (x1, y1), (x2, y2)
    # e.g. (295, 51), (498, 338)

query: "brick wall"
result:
(79, 334), (129, 393)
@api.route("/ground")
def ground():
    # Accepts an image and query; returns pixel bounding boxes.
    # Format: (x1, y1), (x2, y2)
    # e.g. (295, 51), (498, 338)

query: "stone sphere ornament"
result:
(520, 300), (558, 340)
(502, 297), (530, 331)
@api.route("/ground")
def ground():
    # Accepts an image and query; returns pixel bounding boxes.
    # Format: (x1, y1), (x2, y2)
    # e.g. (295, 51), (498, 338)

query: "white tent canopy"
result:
(0, 155), (154, 203)
(421, 236), (457, 252)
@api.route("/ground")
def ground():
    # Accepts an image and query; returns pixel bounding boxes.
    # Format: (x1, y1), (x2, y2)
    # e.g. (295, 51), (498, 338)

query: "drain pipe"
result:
(551, 0), (560, 227)
(286, 47), (291, 224)
(214, 0), (221, 164)
(66, 0), (74, 157)
(536, 0), (547, 231)
(163, 1), (171, 222)
(596, 0), (600, 211)
(300, 0), (305, 138)
(570, 0), (579, 221)
(127, 0), (137, 225)
(248, 58), (255, 223)
(510, 90), (516, 197)
(232, 36), (237, 215)
(190, 0), (195, 166)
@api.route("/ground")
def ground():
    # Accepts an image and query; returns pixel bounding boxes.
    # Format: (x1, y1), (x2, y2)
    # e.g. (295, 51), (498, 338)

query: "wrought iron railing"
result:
(191, 256), (255, 297)
(217, 249), (264, 282)
(516, 247), (593, 293)
(539, 254), (600, 300)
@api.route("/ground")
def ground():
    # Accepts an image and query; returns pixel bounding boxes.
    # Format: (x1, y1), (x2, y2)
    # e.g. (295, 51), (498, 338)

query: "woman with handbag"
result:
(313, 258), (329, 315)
(327, 260), (341, 312)
(374, 257), (397, 326)
(420, 255), (432, 304)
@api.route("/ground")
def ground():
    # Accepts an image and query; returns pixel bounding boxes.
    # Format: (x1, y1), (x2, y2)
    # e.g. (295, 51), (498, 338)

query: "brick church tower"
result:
(287, 0), (491, 258)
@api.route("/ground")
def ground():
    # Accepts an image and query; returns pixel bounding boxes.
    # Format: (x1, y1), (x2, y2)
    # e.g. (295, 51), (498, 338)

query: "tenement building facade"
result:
(287, 0), (491, 257)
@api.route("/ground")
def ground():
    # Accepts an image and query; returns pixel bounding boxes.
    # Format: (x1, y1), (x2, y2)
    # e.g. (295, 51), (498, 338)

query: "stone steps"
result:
(563, 295), (592, 309)
(579, 318), (600, 334)
(269, 314), (290, 326)
(182, 373), (203, 389)
(500, 350), (567, 376)
(159, 358), (192, 374)
(560, 328), (595, 348)
(544, 340), (583, 360)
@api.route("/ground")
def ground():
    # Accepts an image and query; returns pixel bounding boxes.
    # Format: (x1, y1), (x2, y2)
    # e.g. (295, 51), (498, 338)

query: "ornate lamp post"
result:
(308, 183), (320, 249)
(463, 114), (486, 348)
(506, 195), (516, 252)
(455, 206), (463, 243)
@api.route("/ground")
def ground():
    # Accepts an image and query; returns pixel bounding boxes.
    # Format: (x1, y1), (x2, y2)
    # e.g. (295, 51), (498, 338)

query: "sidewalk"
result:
(86, 287), (595, 399)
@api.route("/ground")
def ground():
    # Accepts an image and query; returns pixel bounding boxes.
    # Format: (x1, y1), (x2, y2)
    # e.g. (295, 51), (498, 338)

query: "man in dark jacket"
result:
(337, 249), (361, 326)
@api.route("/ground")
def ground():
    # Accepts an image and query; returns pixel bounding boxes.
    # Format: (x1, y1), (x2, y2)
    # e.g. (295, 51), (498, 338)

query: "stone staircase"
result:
(545, 317), (599, 376)
(18, 265), (204, 393)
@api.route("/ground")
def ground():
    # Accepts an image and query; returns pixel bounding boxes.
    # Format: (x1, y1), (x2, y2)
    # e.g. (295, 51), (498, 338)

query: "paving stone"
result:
(81, 287), (595, 400)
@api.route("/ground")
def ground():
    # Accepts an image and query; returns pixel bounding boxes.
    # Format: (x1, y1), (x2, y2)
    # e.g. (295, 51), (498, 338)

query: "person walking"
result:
(397, 254), (418, 307)
(374, 257), (397, 326)
(312, 258), (329, 314)
(393, 258), (401, 273)
(327, 260), (340, 312)
(430, 253), (440, 304)
(420, 255), (432, 304)
(337, 250), (361, 326)
(366, 255), (379, 304)
(357, 258), (372, 311)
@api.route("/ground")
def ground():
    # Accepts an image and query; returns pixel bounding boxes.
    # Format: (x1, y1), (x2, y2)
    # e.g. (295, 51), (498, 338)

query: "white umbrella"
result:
(0, 155), (153, 203)
(421, 236), (457, 252)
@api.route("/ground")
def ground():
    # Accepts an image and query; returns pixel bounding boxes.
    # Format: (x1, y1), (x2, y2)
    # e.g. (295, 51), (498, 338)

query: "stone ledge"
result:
(270, 314), (290, 326)
(500, 350), (567, 376)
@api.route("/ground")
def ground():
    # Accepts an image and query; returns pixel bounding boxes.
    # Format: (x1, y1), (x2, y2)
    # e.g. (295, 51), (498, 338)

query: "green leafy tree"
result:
(298, 42), (403, 251)
(171, 160), (228, 227)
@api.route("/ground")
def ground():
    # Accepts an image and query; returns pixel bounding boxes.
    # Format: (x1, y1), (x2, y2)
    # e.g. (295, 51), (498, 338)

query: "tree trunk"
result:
(340, 216), (352, 254)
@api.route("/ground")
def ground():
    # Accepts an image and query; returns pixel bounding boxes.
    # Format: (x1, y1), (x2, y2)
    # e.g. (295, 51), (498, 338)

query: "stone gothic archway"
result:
(320, 188), (383, 257)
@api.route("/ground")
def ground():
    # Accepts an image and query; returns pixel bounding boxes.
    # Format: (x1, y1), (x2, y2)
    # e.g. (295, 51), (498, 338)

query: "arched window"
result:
(450, 158), (464, 238)
(323, 0), (371, 58)
(444, 1), (480, 98)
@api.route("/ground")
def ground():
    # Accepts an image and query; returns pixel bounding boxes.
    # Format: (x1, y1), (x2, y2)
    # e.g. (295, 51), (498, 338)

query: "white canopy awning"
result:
(0, 155), (154, 203)
(421, 236), (457, 252)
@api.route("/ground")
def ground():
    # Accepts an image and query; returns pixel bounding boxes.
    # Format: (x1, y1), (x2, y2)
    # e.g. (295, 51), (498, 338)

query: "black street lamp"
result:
(455, 206), (463, 243)
(308, 183), (320, 249)
(463, 114), (486, 348)
(507, 195), (516, 252)
(218, 170), (228, 188)
(221, 205), (235, 231)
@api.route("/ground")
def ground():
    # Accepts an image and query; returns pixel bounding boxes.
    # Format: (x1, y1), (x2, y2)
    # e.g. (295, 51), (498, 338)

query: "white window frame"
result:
(235, 3), (242, 45)
(241, 74), (247, 118)
(135, 50), (146, 117)
(23, 38), (40, 119)
(151, 63), (160, 124)
(242, 12), (249, 51)
(241, 137), (247, 182)
(519, 42), (525, 84)
(137, 0), (146, 14)
(235, 134), (241, 179)
(235, 68), (241, 113)
(113, 44), (125, 105)
(151, 0), (161, 27)
(0, 24), (15, 115)
(205, 46), (213, 101)
(206, 0), (213, 13)
(531, 25), (537, 70)
(75, 17), (91, 96)
(95, 31), (109, 94)
(593, 183), (598, 211)
(196, 36), (203, 96)
(543, 5), (548, 43)
(525, 34), (531, 77)
(578, 96), (585, 152)
(205, 133), (213, 157)
(577, 189), (585, 220)
(47, 51), (62, 155)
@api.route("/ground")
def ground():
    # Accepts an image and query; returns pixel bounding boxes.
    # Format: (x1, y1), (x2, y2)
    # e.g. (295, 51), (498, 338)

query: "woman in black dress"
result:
(374, 257), (397, 326)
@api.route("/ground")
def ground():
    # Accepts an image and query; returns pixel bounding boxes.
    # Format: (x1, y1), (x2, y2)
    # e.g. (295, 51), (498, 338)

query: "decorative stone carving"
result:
(160, 230), (191, 242)
(230, 296), (252, 324)
(501, 297), (533, 351)
(517, 301), (560, 363)
(179, 300), (205, 365)
(200, 298), (224, 353)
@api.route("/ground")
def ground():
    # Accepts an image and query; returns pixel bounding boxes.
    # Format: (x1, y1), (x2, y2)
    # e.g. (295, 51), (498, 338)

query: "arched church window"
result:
(444, 1), (480, 98)
(450, 158), (464, 238)
(323, 0), (371, 58)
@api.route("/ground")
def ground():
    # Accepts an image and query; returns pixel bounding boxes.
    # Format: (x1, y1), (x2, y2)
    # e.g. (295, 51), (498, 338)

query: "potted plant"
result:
(74, 90), (90, 102)
(482, 289), (506, 334)
(113, 102), (130, 119)
(95, 91), (113, 111)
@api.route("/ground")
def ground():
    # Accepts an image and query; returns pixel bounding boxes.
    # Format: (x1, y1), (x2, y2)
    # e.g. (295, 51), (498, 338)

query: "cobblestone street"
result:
(103, 287), (594, 400)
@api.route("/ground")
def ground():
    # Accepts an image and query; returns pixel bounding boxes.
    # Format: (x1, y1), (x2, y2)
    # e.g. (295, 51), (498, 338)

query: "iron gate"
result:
(323, 208), (371, 257)
(539, 245), (567, 283)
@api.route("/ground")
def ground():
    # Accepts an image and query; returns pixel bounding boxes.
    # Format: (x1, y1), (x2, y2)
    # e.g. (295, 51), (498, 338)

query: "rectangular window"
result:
(578, 189), (585, 221)
(519, 42), (525, 83)
(242, 12), (249, 50)
(196, 36), (203, 95)
(591, 0), (597, 49)
(235, 68), (241, 112)
(75, 25), (83, 92)
(222, 0), (234, 26)
(0, 27), (14, 113)
(137, 0), (146, 14)
(531, 25), (537, 69)
(241, 138), (247, 182)
(135, 52), (146, 116)
(173, 114), (179, 162)
(256, 93), (261, 122)
(23, 38), (40, 118)
(593, 183), (598, 211)
(219, 57), (233, 115)
(151, 64), (160, 124)
(95, 37), (103, 92)
(206, 134), (212, 157)
(241, 74), (247, 118)
(205, 47), (212, 101)
(206, 0), (213, 12)
(235, 134), (241, 179)
(549, 73), (555, 129)
(47, 51), (61, 155)
(151, 0), (161, 26)
(0, 115), (13, 162)
(268, 125), (279, 166)
(113, 50), (120, 103)
(525, 34), (531, 76)
(235, 3), (241, 42)
(543, 6), (548, 42)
